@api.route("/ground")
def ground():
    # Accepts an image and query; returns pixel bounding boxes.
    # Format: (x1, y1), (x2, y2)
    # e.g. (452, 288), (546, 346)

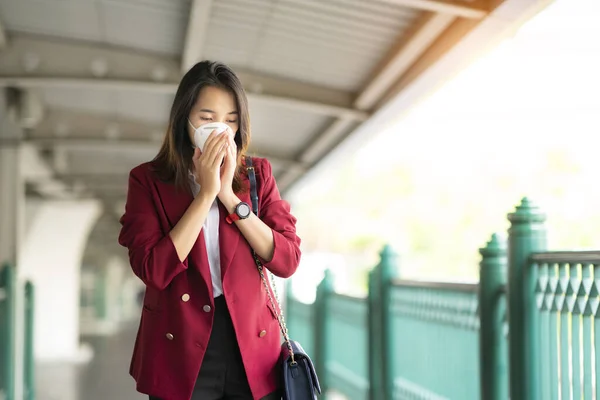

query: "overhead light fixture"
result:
(19, 89), (45, 129)
(90, 58), (109, 78)
(105, 123), (121, 139)
(22, 52), (40, 73)
(151, 66), (168, 82)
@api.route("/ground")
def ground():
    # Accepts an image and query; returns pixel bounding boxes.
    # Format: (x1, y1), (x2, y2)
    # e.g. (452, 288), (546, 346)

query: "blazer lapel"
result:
(154, 178), (213, 296)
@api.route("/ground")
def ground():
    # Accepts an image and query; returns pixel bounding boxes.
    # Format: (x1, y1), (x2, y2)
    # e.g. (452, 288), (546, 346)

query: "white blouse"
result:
(189, 172), (223, 298)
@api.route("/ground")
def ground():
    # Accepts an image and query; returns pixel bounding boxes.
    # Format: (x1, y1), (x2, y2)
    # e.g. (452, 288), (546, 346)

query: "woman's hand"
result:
(218, 132), (237, 200)
(193, 130), (229, 199)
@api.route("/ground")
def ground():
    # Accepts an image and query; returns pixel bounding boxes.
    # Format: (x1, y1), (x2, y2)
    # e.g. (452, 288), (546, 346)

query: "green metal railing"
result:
(388, 281), (480, 398)
(527, 252), (600, 400)
(286, 289), (316, 358)
(286, 197), (600, 399)
(325, 293), (369, 399)
(0, 264), (16, 400)
(0, 264), (36, 400)
(24, 280), (35, 400)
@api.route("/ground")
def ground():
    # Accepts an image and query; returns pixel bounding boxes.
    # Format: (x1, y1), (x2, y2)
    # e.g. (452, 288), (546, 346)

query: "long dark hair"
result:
(153, 61), (251, 194)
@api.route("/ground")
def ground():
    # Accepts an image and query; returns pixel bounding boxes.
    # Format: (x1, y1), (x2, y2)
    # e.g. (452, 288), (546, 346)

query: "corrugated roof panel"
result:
(251, 52), (369, 92)
(241, 0), (421, 91)
(203, 22), (262, 66)
(211, 0), (271, 21)
(0, 0), (189, 55)
(248, 99), (332, 158)
(0, 0), (102, 42)
(273, 2), (403, 40)
(100, 0), (189, 55)
(203, 0), (272, 68)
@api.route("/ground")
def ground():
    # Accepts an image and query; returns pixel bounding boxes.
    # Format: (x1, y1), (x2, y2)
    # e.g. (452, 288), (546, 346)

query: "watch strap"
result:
(225, 212), (241, 224)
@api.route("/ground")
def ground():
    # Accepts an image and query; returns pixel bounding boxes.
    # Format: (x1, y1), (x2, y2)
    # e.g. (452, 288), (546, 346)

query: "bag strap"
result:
(246, 156), (259, 217)
(245, 156), (296, 364)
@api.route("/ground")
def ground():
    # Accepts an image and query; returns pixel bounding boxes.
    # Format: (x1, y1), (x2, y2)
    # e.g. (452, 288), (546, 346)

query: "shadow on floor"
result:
(36, 322), (145, 400)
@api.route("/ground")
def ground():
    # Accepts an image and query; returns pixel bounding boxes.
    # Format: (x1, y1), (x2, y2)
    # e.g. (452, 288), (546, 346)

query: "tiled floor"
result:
(36, 322), (146, 400)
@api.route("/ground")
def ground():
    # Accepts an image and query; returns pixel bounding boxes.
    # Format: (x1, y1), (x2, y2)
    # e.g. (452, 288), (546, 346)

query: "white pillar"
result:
(19, 199), (102, 362)
(0, 89), (24, 268)
(0, 88), (25, 400)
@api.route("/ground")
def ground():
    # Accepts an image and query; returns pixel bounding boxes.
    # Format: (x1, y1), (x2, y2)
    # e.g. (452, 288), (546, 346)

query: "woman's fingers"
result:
(203, 133), (228, 164)
(207, 146), (226, 171)
(192, 147), (201, 161)
(208, 137), (228, 167)
(201, 129), (219, 151)
(227, 136), (236, 161)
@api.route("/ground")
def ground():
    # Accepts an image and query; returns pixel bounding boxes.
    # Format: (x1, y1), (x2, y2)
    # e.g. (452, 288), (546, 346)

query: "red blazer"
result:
(118, 157), (301, 400)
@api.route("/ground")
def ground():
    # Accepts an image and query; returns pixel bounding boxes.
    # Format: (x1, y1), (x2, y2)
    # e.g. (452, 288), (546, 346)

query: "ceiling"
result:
(0, 0), (502, 207)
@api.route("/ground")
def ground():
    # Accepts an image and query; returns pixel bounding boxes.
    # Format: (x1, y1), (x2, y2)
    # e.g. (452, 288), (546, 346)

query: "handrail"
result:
(391, 278), (479, 293)
(333, 292), (366, 301)
(529, 251), (600, 264)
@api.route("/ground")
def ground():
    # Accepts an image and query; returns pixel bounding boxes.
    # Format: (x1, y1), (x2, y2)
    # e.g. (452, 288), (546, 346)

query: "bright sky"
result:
(357, 0), (600, 175)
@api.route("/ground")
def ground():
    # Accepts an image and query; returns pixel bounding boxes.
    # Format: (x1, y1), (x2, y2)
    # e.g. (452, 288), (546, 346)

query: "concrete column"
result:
(0, 88), (24, 267)
(0, 88), (25, 400)
(19, 199), (102, 362)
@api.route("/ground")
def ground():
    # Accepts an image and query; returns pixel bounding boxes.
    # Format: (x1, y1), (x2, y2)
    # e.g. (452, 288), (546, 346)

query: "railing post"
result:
(284, 279), (292, 315)
(0, 264), (16, 400)
(370, 245), (398, 400)
(368, 259), (383, 400)
(314, 269), (333, 397)
(23, 281), (34, 400)
(507, 197), (547, 400)
(479, 233), (508, 400)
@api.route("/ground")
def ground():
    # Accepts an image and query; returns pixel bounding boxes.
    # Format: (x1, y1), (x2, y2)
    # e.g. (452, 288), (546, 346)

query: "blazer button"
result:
(259, 330), (267, 338)
(181, 293), (190, 302)
(203, 305), (211, 312)
(166, 333), (174, 340)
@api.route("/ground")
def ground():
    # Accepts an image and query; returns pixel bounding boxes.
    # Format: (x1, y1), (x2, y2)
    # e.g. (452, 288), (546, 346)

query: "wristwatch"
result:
(225, 202), (252, 224)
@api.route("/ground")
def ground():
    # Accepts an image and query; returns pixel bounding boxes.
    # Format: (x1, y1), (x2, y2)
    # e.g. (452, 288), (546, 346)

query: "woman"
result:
(118, 60), (301, 400)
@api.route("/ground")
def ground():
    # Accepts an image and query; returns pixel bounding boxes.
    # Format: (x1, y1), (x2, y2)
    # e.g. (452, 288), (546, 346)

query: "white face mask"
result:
(188, 120), (233, 151)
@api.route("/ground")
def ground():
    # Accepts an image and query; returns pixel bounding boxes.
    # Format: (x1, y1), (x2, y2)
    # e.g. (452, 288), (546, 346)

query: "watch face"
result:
(237, 202), (251, 218)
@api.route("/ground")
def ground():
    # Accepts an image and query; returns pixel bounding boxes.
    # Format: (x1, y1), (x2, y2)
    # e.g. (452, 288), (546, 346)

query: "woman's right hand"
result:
(192, 130), (229, 199)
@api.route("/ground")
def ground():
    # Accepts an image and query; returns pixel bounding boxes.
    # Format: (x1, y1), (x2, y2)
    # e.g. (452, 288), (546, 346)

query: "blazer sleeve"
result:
(256, 158), (301, 278)
(118, 167), (188, 290)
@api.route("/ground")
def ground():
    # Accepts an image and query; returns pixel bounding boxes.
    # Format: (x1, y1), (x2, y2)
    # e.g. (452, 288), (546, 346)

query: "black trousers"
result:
(150, 295), (279, 400)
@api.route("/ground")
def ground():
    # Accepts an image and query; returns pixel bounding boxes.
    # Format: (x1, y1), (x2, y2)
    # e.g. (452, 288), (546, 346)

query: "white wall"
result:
(19, 199), (102, 362)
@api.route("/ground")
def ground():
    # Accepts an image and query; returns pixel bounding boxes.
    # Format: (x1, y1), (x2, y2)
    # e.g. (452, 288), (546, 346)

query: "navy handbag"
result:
(246, 157), (322, 400)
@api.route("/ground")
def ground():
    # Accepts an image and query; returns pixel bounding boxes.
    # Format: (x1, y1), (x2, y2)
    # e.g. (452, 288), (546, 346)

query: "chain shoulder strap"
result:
(246, 157), (296, 364)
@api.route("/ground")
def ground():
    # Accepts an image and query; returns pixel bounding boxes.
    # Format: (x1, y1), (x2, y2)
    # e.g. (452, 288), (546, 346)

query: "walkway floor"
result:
(35, 321), (345, 400)
(36, 322), (145, 400)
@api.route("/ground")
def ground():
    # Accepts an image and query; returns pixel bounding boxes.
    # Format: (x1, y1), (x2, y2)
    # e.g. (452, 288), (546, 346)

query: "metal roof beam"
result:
(0, 36), (367, 121)
(181, 0), (214, 73)
(0, 19), (6, 49)
(276, 117), (355, 190)
(25, 137), (306, 172)
(376, 0), (489, 19)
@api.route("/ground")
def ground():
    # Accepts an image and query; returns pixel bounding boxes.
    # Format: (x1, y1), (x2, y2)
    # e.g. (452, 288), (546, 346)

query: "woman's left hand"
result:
(218, 132), (237, 199)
